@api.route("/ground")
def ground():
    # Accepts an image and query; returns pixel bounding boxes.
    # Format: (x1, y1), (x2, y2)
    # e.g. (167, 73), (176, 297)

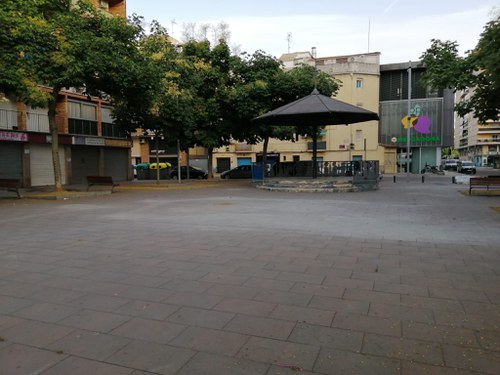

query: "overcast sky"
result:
(126, 0), (498, 64)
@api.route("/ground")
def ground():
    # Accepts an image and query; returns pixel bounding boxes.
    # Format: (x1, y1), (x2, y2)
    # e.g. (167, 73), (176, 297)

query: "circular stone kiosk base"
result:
(253, 177), (379, 193)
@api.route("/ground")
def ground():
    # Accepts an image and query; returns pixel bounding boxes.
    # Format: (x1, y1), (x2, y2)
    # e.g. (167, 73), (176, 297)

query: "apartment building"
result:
(455, 89), (500, 167)
(213, 50), (388, 174)
(0, 0), (130, 187)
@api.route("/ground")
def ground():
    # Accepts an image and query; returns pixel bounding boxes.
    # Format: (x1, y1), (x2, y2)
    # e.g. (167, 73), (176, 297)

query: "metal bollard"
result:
(393, 175), (396, 183)
(422, 175), (425, 183)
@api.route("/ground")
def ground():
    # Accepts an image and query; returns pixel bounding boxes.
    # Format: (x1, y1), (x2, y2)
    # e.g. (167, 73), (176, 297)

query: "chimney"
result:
(311, 47), (317, 58)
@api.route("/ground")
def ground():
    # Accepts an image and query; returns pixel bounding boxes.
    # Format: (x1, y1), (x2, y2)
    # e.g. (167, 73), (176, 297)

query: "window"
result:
(356, 79), (363, 89)
(68, 100), (97, 136)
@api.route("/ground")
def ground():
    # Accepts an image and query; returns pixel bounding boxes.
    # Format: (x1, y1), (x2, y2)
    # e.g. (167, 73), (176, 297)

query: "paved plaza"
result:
(0, 175), (500, 374)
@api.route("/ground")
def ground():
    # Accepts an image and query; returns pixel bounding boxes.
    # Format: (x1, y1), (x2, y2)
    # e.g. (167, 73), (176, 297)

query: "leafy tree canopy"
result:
(420, 12), (500, 122)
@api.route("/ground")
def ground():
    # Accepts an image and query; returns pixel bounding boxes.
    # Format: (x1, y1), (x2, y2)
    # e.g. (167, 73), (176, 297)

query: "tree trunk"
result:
(48, 88), (63, 192)
(207, 147), (214, 179)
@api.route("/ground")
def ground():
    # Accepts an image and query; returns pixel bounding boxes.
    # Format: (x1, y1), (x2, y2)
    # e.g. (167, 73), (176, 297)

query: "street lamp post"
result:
(407, 62), (412, 178)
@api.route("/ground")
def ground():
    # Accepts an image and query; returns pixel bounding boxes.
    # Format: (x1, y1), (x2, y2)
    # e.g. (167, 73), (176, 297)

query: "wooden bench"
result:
(469, 177), (500, 195)
(86, 176), (119, 192)
(0, 178), (22, 198)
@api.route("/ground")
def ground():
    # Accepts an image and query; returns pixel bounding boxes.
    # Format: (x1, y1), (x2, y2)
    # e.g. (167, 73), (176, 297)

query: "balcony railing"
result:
(0, 109), (18, 130)
(270, 160), (379, 179)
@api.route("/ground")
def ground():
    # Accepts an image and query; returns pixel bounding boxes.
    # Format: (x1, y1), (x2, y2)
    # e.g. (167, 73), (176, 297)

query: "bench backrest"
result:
(470, 177), (500, 184)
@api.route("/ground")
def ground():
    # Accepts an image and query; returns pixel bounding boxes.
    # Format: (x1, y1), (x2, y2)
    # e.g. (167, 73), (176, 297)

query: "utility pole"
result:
(287, 32), (292, 53)
(406, 62), (412, 178)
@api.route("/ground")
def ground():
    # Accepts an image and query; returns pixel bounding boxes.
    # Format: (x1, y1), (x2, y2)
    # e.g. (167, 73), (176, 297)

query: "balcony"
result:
(0, 109), (18, 130)
(27, 112), (50, 133)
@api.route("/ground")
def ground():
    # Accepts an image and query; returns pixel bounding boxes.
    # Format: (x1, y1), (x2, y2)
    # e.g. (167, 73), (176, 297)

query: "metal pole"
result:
(177, 139), (181, 184)
(155, 133), (160, 185)
(406, 62), (412, 178)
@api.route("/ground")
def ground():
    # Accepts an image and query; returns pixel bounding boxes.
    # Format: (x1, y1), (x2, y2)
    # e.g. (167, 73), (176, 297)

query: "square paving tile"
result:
(110, 317), (186, 344)
(166, 306), (234, 329)
(0, 343), (65, 375)
(47, 330), (131, 361)
(40, 356), (133, 375)
(237, 336), (319, 371)
(59, 309), (131, 333)
(169, 326), (249, 356)
(1, 320), (75, 348)
(106, 340), (195, 374)
(176, 352), (269, 375)
(224, 315), (295, 340)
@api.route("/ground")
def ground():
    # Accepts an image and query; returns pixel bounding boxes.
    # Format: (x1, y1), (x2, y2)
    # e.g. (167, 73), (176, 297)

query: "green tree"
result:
(0, 0), (147, 191)
(420, 13), (500, 122)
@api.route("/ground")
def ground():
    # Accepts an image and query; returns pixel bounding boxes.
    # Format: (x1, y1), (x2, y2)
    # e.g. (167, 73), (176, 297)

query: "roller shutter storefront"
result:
(71, 146), (99, 184)
(30, 144), (67, 186)
(0, 142), (22, 179)
(104, 148), (128, 182)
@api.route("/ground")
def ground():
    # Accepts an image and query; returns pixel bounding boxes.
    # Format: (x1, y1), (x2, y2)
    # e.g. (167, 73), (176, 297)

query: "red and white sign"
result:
(0, 131), (28, 142)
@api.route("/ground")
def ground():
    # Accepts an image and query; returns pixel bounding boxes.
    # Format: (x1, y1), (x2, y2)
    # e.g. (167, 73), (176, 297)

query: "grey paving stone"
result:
(1, 320), (75, 348)
(242, 277), (295, 291)
(169, 326), (249, 356)
(442, 344), (500, 375)
(314, 348), (401, 375)
(363, 333), (444, 366)
(113, 300), (180, 320)
(47, 330), (131, 361)
(224, 314), (296, 340)
(214, 297), (277, 317)
(30, 287), (87, 304)
(165, 291), (224, 309)
(0, 343), (65, 375)
(343, 288), (401, 305)
(14, 301), (80, 323)
(308, 295), (369, 315)
(288, 322), (363, 352)
(254, 289), (312, 307)
(167, 306), (234, 329)
(0, 295), (34, 314)
(369, 302), (435, 324)
(332, 312), (401, 337)
(276, 271), (325, 285)
(110, 317), (186, 344)
(374, 281), (430, 297)
(237, 336), (319, 371)
(115, 286), (174, 303)
(177, 352), (269, 375)
(402, 321), (479, 347)
(106, 340), (195, 374)
(290, 283), (344, 298)
(59, 309), (131, 333)
(401, 361), (479, 375)
(0, 315), (24, 331)
(40, 356), (133, 375)
(269, 304), (334, 326)
(322, 275), (374, 290)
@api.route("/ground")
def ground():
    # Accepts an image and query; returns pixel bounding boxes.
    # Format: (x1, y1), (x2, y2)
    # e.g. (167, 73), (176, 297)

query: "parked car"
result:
(441, 159), (459, 171)
(221, 165), (253, 179)
(457, 160), (476, 174)
(169, 166), (208, 179)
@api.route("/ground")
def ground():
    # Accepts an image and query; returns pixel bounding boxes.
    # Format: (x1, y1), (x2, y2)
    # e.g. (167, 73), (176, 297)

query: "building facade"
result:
(455, 89), (500, 167)
(378, 62), (455, 173)
(0, 0), (130, 187)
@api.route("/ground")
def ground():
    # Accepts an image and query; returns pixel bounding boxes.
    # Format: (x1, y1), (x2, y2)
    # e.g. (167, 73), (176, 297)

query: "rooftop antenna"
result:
(287, 32), (292, 53)
(367, 19), (371, 52)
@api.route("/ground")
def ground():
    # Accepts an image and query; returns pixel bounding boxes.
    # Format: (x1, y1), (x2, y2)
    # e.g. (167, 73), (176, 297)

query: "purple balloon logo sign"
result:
(401, 105), (432, 134)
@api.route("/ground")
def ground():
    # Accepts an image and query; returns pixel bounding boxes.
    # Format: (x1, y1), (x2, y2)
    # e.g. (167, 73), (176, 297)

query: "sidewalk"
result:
(0, 176), (499, 374)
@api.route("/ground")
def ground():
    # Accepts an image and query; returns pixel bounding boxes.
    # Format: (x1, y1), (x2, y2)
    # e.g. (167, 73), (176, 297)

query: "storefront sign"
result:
(106, 139), (131, 148)
(73, 136), (105, 146)
(0, 131), (28, 142)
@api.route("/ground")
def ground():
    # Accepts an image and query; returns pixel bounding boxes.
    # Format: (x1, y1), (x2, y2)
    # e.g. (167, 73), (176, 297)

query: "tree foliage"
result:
(0, 0), (148, 191)
(420, 13), (500, 122)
